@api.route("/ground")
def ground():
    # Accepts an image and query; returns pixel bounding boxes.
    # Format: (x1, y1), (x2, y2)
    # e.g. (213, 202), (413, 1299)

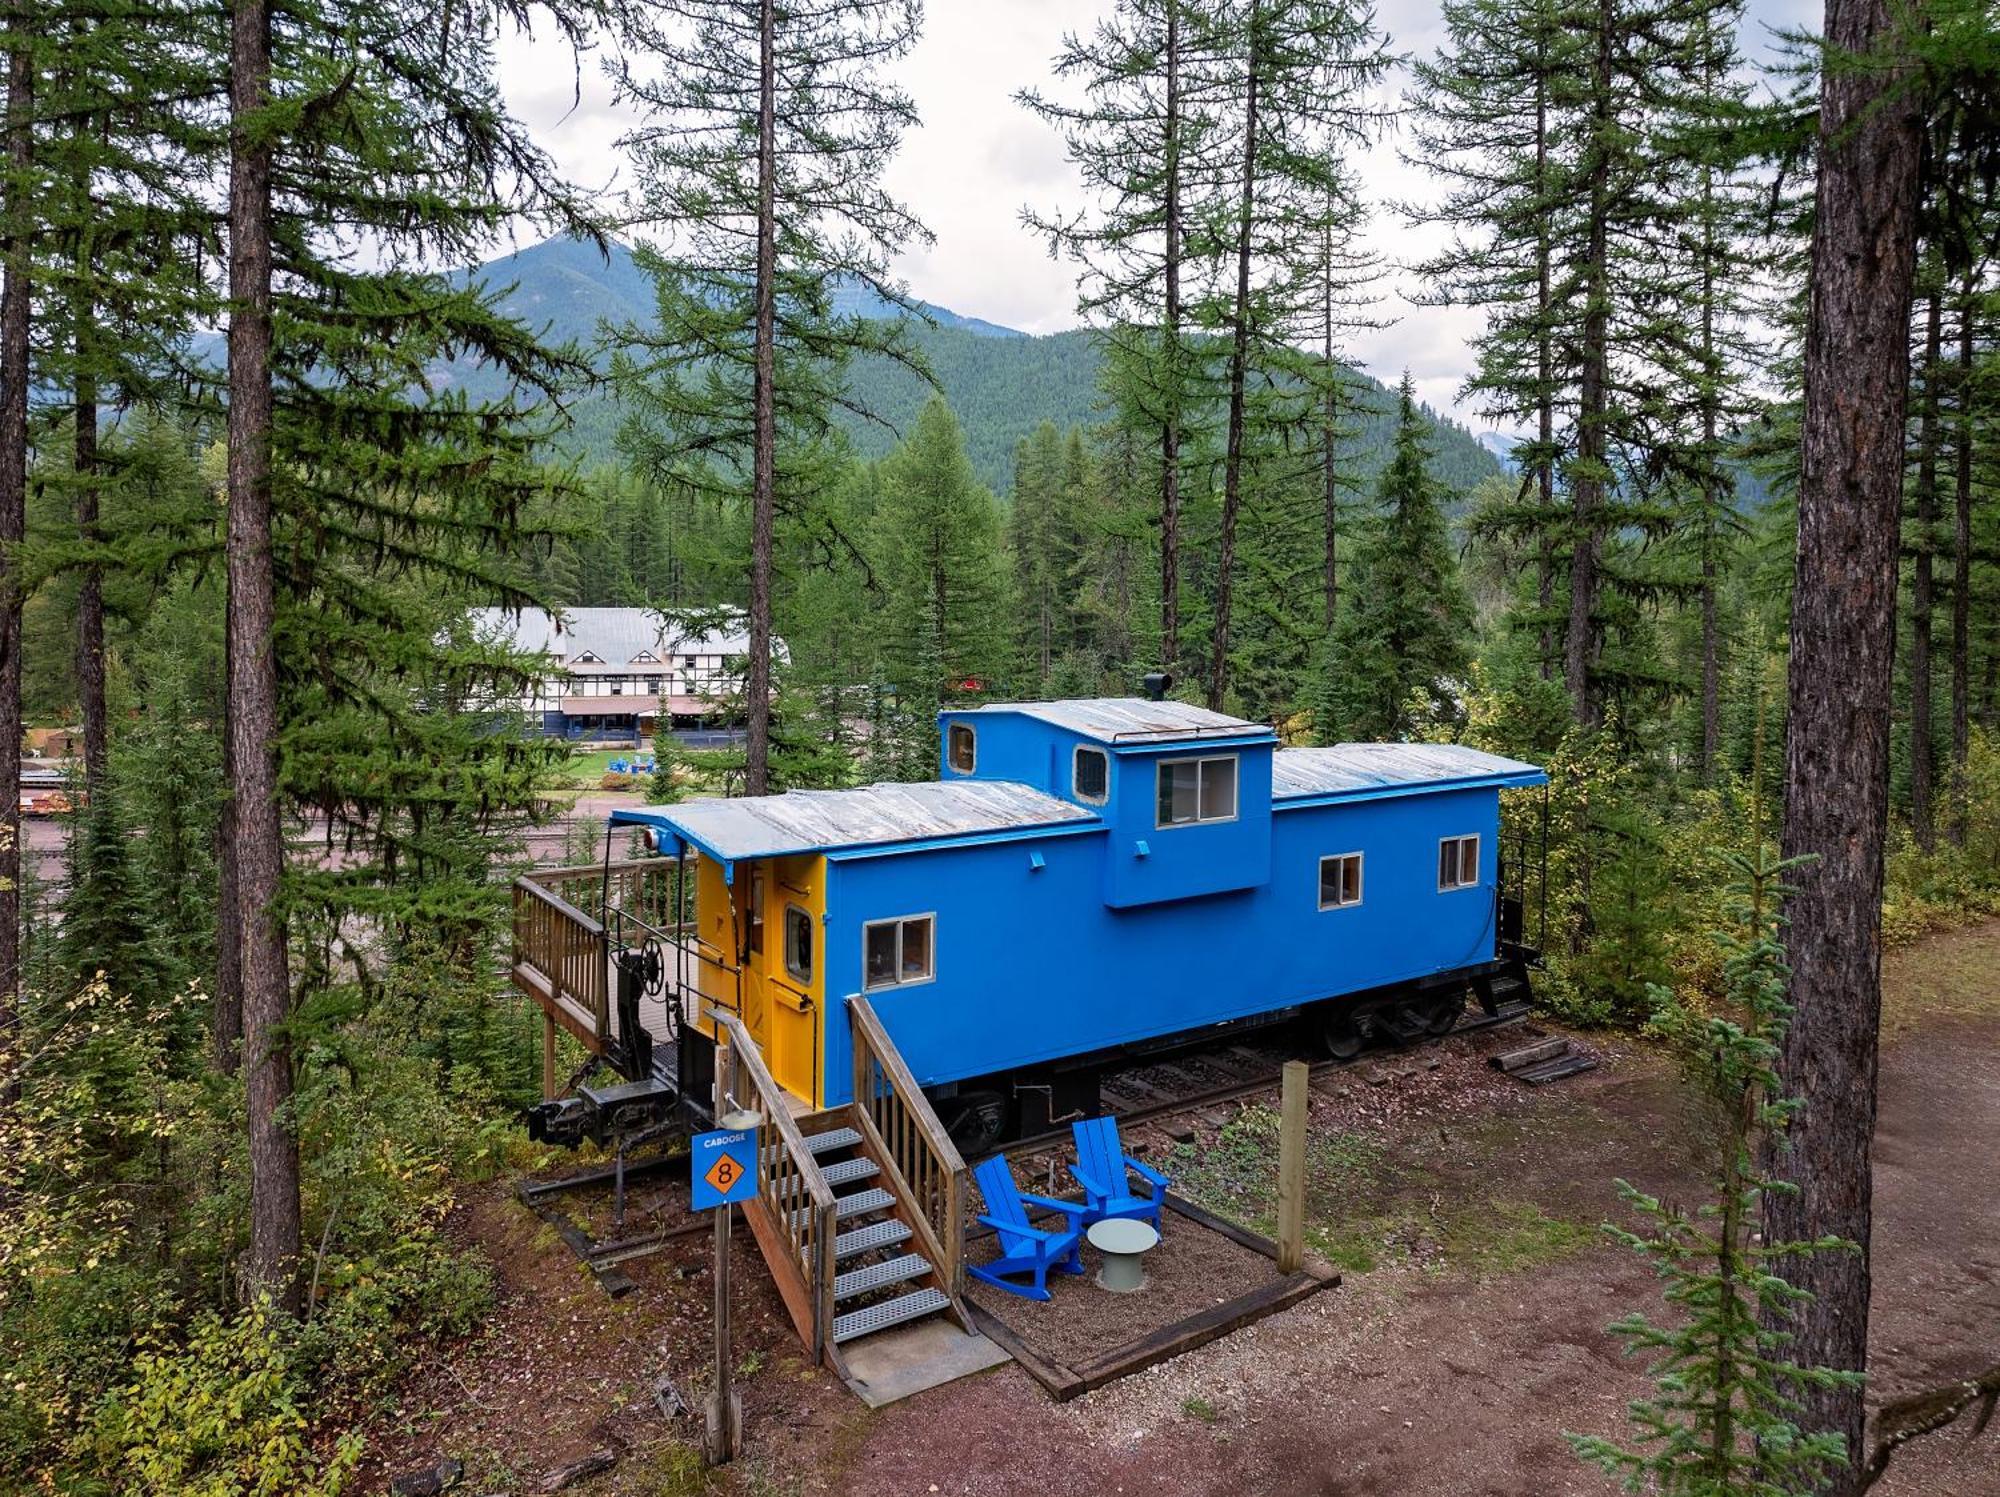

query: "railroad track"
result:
(1003, 1000), (1533, 1164)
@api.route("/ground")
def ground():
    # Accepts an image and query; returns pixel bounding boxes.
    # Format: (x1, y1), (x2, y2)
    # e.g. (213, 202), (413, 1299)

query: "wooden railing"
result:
(511, 859), (690, 1046)
(713, 1010), (840, 1360)
(848, 993), (967, 1302)
(512, 876), (610, 1039)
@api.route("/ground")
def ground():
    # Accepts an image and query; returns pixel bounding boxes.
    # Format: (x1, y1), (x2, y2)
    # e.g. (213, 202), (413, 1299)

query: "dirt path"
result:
(365, 921), (2000, 1496)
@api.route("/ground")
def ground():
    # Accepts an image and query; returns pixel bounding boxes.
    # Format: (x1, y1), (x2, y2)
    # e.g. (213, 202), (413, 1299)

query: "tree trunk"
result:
(1910, 288), (1940, 850)
(1948, 273), (1974, 846)
(0, 16), (29, 1108)
(1534, 48), (1556, 683)
(1698, 179), (1721, 780)
(228, 0), (301, 1312)
(1761, 0), (1925, 1480)
(1159, 1), (1182, 675)
(1207, 8), (1259, 711)
(74, 341), (106, 794)
(1567, 0), (1612, 729)
(1321, 226), (1339, 638)
(744, 0), (777, 796)
(216, 644), (242, 1073)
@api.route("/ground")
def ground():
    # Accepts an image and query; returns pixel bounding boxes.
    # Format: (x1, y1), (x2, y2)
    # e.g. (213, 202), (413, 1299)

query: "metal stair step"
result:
(794, 1186), (893, 1231)
(819, 1157), (880, 1189)
(833, 1252), (932, 1302)
(833, 1219), (912, 1261)
(832, 1286), (951, 1344)
(803, 1126), (861, 1156)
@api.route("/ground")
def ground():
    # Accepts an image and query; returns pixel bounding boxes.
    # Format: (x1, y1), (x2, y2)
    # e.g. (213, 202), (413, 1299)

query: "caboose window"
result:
(1319, 852), (1363, 909)
(1439, 834), (1480, 891)
(1156, 754), (1237, 827)
(946, 723), (976, 773)
(784, 905), (813, 984)
(1073, 746), (1109, 804)
(863, 914), (935, 990)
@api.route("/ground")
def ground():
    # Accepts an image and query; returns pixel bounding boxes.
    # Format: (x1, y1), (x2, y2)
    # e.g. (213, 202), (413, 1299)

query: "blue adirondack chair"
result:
(1069, 1116), (1170, 1232)
(969, 1153), (1086, 1301)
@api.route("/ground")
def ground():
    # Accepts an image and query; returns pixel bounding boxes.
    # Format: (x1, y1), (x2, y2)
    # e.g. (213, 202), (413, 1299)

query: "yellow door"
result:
(763, 855), (824, 1107)
(693, 854), (822, 1107)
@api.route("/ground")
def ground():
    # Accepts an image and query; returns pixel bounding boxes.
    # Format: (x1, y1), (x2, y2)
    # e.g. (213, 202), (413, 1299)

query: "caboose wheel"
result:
(1422, 992), (1464, 1037)
(1319, 1009), (1366, 1060)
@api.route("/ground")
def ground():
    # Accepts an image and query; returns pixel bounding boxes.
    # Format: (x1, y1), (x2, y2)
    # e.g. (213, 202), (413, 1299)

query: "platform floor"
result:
(839, 1317), (1012, 1408)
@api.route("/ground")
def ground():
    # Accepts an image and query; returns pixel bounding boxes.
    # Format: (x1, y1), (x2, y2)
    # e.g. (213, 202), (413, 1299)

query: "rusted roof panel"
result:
(1271, 744), (1546, 800)
(965, 696), (1273, 744)
(613, 779), (1100, 862)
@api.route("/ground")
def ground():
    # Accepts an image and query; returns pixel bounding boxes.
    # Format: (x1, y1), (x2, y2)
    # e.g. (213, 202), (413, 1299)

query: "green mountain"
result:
(445, 236), (1502, 496)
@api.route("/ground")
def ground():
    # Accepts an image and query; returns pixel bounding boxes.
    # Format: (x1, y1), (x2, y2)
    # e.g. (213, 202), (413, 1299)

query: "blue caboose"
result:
(599, 696), (1546, 1150)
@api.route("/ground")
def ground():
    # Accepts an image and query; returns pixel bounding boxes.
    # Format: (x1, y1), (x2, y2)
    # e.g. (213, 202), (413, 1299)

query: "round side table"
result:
(1086, 1218), (1160, 1292)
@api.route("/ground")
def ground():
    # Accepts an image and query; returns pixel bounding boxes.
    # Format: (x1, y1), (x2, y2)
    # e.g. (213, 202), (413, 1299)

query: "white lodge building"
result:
(468, 606), (779, 740)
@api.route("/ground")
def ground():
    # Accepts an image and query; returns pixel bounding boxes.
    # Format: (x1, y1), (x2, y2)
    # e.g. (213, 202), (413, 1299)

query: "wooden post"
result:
(1276, 1060), (1307, 1274)
(706, 1041), (743, 1466)
(541, 1010), (557, 1101)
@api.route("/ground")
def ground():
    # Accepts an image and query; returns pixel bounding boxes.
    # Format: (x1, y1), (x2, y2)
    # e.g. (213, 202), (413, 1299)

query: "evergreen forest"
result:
(0, 0), (1996, 1492)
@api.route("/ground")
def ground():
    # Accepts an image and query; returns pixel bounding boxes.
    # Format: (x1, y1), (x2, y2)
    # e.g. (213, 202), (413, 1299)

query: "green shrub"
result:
(81, 1302), (362, 1497)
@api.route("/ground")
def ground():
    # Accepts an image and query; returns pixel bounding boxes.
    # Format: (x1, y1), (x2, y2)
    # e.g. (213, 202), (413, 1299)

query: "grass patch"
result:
(1167, 1103), (1594, 1281)
(1182, 1395), (1219, 1423)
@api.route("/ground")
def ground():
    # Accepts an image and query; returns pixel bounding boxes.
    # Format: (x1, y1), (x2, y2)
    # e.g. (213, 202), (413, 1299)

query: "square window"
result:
(1319, 852), (1363, 909)
(1074, 746), (1109, 804)
(1439, 835), (1480, 891)
(863, 914), (934, 991)
(1156, 755), (1237, 827)
(784, 905), (813, 983)
(946, 722), (976, 774)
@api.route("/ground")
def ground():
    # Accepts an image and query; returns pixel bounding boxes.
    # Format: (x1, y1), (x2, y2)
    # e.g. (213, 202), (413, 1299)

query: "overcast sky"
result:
(494, 0), (1819, 433)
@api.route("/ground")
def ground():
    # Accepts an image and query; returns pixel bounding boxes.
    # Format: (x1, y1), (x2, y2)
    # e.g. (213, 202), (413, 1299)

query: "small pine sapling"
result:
(1568, 822), (1861, 1496)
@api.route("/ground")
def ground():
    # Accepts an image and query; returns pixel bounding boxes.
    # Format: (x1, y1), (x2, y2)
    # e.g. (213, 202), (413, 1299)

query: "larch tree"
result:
(609, 0), (930, 796)
(1198, 0), (1388, 711)
(870, 396), (1011, 711)
(1405, 0), (1576, 682)
(0, 0), (31, 1106)
(1315, 374), (1473, 741)
(1760, 0), (1929, 1480)
(1019, 0), (1224, 678)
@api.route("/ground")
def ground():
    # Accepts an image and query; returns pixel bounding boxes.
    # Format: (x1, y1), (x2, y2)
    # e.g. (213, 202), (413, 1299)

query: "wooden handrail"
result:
(847, 993), (968, 1304)
(713, 1009), (839, 1359)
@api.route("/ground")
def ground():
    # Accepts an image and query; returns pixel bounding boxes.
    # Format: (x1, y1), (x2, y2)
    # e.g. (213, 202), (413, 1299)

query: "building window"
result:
(946, 722), (976, 774)
(1156, 754), (1237, 827)
(1073, 746), (1109, 805)
(784, 905), (813, 984)
(1438, 835), (1480, 891)
(863, 914), (934, 990)
(1319, 852), (1363, 909)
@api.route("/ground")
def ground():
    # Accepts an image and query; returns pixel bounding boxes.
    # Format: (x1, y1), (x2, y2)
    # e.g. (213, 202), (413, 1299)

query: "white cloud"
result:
(499, 0), (1827, 420)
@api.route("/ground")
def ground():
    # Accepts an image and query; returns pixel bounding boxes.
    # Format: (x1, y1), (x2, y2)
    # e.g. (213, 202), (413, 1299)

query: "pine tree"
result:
(870, 398), (1012, 711)
(608, 0), (930, 796)
(1405, 0), (1575, 681)
(1020, 0), (1224, 674)
(1316, 376), (1473, 740)
(1570, 838), (1860, 1495)
(1198, 0), (1390, 710)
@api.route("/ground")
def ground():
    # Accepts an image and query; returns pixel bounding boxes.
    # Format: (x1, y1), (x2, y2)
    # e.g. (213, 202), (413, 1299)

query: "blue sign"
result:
(691, 1127), (760, 1210)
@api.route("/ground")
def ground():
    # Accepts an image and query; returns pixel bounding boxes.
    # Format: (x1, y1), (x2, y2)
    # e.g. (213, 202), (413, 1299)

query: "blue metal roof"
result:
(1271, 744), (1547, 802)
(609, 780), (1099, 863)
(958, 697), (1275, 745)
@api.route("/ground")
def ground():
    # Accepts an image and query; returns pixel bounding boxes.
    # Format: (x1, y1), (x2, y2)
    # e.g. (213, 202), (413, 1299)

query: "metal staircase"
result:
(712, 1001), (969, 1376)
